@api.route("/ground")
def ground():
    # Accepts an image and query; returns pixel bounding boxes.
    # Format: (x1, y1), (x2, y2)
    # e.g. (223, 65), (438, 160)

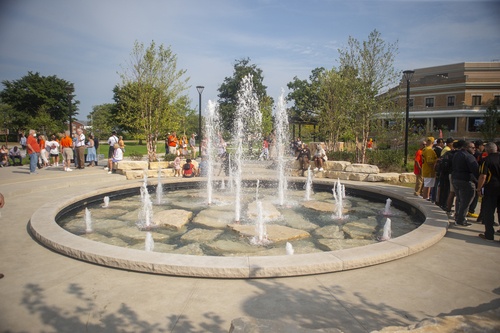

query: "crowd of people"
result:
(413, 136), (500, 241)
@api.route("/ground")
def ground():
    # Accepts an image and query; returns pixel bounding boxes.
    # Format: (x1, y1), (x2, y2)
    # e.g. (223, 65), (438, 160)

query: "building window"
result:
(472, 95), (482, 106)
(433, 118), (456, 131)
(447, 96), (455, 106)
(425, 97), (434, 108)
(494, 95), (500, 106)
(468, 117), (484, 132)
(409, 98), (414, 107)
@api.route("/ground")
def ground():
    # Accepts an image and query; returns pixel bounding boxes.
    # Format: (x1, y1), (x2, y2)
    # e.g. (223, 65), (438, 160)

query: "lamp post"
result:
(196, 85), (204, 157)
(66, 84), (74, 134)
(403, 70), (415, 168)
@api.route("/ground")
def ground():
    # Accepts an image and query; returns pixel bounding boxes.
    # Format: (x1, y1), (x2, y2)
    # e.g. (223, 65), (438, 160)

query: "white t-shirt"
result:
(46, 141), (60, 155)
(113, 148), (123, 161)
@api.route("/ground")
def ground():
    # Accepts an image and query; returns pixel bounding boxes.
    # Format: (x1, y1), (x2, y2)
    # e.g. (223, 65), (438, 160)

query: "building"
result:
(396, 62), (500, 140)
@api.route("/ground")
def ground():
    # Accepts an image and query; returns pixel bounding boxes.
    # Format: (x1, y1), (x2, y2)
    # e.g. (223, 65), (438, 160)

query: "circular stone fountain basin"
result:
(30, 178), (449, 278)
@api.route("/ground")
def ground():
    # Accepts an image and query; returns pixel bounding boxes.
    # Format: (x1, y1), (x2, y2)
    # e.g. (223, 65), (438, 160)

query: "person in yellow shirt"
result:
(421, 137), (437, 200)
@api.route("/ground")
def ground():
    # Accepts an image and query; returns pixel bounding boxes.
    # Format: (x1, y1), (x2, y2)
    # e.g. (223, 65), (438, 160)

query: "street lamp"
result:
(403, 70), (415, 168)
(66, 84), (74, 134)
(196, 85), (204, 158)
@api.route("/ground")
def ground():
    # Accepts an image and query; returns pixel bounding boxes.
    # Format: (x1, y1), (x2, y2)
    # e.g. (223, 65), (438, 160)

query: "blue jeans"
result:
(29, 152), (38, 173)
(452, 179), (476, 224)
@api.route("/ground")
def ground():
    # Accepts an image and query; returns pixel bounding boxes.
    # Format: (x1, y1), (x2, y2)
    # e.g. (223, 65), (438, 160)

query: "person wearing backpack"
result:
(182, 159), (196, 178)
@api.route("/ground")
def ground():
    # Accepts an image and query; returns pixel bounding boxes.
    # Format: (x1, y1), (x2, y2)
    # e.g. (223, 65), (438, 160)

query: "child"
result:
(173, 153), (181, 177)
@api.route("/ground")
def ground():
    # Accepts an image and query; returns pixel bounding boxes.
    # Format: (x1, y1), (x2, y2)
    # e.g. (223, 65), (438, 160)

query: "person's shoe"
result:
(319, 168), (324, 171)
(66, 168), (73, 172)
(454, 222), (472, 227)
(104, 167), (109, 171)
(108, 171), (112, 174)
(479, 234), (494, 241)
(467, 212), (479, 218)
(0, 273), (4, 279)
(313, 167), (318, 171)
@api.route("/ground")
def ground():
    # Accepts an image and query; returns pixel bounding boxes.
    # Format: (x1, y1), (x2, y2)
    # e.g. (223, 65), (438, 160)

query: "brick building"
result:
(393, 62), (500, 140)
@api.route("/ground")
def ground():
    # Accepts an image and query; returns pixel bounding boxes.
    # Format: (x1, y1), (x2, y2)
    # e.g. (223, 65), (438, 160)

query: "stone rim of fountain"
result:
(29, 177), (449, 278)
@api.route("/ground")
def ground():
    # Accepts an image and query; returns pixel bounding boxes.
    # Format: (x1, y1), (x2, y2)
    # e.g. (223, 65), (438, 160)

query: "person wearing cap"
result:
(451, 140), (479, 227)
(441, 137), (454, 157)
(421, 137), (437, 201)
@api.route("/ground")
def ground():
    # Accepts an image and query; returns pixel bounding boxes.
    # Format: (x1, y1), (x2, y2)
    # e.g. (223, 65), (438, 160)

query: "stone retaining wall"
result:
(115, 159), (416, 184)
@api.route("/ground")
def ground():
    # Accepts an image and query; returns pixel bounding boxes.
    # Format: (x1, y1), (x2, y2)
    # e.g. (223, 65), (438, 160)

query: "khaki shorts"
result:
(63, 147), (73, 161)
(423, 177), (435, 188)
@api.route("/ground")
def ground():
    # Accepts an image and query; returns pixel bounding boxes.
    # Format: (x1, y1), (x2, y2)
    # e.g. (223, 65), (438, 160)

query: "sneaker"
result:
(108, 171), (112, 174)
(454, 222), (472, 227)
(479, 234), (494, 241)
(467, 212), (479, 218)
(313, 168), (318, 171)
(104, 167), (109, 171)
(319, 168), (324, 171)
(66, 168), (73, 172)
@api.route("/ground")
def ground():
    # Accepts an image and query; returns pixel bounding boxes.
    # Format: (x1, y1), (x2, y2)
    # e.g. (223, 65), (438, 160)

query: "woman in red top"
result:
(182, 159), (196, 178)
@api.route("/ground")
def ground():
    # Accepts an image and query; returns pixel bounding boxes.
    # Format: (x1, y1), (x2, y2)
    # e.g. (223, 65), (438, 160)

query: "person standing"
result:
(477, 142), (500, 241)
(413, 141), (425, 197)
(46, 135), (60, 167)
(106, 131), (119, 164)
(60, 131), (73, 172)
(189, 133), (196, 159)
(421, 137), (438, 201)
(74, 128), (86, 169)
(167, 132), (178, 155)
(451, 140), (479, 227)
(86, 134), (97, 167)
(19, 133), (26, 150)
(26, 129), (40, 174)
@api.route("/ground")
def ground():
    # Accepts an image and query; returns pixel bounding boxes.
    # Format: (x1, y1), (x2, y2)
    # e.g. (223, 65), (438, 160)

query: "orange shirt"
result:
(27, 135), (40, 154)
(60, 136), (73, 148)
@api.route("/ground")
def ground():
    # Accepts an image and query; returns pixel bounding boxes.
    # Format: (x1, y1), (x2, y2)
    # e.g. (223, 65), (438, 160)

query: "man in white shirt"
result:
(74, 128), (86, 169)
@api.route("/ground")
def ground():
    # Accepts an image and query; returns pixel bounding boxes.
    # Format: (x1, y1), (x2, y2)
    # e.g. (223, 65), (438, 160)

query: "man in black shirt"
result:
(451, 140), (479, 226)
(477, 142), (500, 241)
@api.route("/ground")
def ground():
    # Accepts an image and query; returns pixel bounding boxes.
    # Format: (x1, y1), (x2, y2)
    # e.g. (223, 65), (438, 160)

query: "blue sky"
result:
(1, 0), (499, 121)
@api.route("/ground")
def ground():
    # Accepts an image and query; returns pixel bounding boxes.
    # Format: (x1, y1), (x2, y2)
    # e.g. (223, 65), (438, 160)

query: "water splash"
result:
(205, 100), (220, 205)
(304, 166), (313, 201)
(137, 172), (155, 230)
(84, 208), (93, 233)
(145, 232), (154, 251)
(156, 166), (163, 205)
(332, 178), (348, 220)
(102, 196), (109, 208)
(382, 198), (392, 216)
(250, 200), (270, 245)
(379, 218), (392, 241)
(286, 242), (294, 255)
(275, 89), (289, 206)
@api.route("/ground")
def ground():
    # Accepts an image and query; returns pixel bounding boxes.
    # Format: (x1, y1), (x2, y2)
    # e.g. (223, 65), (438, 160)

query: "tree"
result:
(287, 67), (325, 123)
(480, 101), (500, 142)
(116, 41), (189, 161)
(337, 30), (399, 163)
(87, 103), (114, 141)
(0, 72), (79, 133)
(217, 58), (271, 134)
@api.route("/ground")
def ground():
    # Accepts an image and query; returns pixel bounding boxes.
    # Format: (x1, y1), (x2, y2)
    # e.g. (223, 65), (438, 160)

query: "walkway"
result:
(0, 162), (499, 332)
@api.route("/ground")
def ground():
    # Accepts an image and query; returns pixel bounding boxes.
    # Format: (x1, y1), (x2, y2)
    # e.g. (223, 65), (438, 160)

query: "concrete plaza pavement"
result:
(0, 162), (499, 332)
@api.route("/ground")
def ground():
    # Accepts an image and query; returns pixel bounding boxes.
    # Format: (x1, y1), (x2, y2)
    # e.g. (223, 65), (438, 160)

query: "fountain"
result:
(304, 166), (313, 201)
(84, 208), (92, 233)
(204, 100), (220, 205)
(156, 166), (163, 205)
(382, 198), (392, 216)
(29, 79), (443, 279)
(145, 232), (154, 251)
(102, 196), (110, 208)
(379, 218), (392, 241)
(274, 90), (289, 206)
(332, 178), (348, 220)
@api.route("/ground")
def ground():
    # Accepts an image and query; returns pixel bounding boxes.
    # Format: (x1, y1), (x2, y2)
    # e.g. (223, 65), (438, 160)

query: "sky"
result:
(1, 0), (499, 121)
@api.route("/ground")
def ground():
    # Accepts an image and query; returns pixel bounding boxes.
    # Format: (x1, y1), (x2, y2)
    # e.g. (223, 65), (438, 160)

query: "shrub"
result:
(163, 153), (177, 161)
(128, 152), (143, 161)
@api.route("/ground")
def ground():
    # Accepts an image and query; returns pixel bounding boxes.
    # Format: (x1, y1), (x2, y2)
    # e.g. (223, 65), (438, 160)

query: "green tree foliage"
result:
(287, 67), (325, 123)
(480, 101), (500, 142)
(87, 103), (114, 141)
(337, 29), (399, 163)
(217, 58), (272, 134)
(116, 41), (189, 161)
(0, 72), (79, 133)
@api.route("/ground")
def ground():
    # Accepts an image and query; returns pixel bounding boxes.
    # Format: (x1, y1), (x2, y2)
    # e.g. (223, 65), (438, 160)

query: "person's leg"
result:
(454, 180), (475, 225)
(29, 152), (37, 173)
(468, 192), (479, 216)
(480, 195), (496, 240)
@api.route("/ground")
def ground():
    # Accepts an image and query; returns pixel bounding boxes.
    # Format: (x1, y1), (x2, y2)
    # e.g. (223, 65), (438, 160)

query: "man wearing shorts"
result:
(60, 131), (73, 172)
